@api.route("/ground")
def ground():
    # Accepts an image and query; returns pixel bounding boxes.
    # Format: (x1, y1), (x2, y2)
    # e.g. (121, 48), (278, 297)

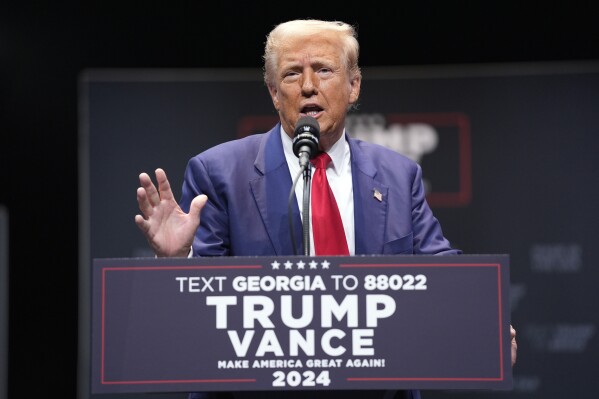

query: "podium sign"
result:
(92, 254), (512, 393)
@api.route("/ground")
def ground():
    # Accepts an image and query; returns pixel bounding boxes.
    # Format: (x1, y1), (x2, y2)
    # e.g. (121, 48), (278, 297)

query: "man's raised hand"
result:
(135, 168), (207, 257)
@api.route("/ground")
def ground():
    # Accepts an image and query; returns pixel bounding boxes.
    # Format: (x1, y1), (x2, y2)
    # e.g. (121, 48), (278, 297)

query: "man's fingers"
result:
(136, 187), (154, 218)
(134, 214), (150, 234)
(139, 172), (161, 206)
(188, 194), (208, 221)
(138, 168), (175, 207)
(155, 168), (175, 202)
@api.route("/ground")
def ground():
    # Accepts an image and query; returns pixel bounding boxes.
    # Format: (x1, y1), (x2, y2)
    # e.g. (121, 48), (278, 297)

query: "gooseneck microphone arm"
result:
(288, 116), (320, 256)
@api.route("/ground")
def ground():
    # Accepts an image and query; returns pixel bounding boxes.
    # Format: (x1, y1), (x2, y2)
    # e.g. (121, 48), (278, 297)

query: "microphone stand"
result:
(288, 157), (312, 256)
(301, 163), (312, 256)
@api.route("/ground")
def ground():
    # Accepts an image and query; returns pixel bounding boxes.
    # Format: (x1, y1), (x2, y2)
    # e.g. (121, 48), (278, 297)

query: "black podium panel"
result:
(92, 254), (511, 394)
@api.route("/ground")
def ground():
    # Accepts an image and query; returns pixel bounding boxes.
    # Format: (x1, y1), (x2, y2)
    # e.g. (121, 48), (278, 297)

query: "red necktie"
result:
(310, 152), (349, 255)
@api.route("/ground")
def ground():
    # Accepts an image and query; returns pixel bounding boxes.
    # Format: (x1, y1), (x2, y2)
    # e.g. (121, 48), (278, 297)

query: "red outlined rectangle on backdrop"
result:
(237, 112), (471, 207)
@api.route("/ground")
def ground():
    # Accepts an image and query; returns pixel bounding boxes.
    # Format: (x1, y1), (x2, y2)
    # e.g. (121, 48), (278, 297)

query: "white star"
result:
(309, 260), (318, 269)
(321, 260), (330, 269)
(271, 261), (280, 270)
(284, 261), (294, 269)
(297, 260), (306, 269)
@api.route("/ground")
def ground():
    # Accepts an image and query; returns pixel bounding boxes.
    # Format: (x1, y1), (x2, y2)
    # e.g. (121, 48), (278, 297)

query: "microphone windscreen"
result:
(292, 116), (320, 158)
(294, 116), (320, 138)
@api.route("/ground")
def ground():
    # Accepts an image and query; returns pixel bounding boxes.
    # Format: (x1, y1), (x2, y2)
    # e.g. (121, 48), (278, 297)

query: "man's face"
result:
(267, 32), (361, 151)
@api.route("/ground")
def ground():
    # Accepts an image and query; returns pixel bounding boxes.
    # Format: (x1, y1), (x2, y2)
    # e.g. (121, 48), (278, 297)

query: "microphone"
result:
(293, 115), (320, 168)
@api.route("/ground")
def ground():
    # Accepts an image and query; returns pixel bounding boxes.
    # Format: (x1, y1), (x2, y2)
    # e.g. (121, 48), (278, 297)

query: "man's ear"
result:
(349, 75), (361, 105)
(267, 84), (280, 111)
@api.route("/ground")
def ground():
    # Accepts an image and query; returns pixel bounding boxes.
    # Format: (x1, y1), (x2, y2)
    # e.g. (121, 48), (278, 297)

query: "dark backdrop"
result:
(1, 2), (598, 399)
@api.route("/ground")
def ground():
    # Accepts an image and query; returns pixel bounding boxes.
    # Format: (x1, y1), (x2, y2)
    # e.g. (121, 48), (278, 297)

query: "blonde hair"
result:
(263, 19), (361, 87)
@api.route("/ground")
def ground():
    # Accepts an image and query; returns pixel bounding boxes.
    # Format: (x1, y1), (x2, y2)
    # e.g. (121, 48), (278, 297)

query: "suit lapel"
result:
(249, 126), (303, 255)
(349, 137), (389, 255)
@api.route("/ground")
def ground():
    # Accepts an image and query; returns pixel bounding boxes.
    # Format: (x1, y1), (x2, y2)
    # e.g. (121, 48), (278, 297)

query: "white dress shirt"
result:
(281, 128), (355, 255)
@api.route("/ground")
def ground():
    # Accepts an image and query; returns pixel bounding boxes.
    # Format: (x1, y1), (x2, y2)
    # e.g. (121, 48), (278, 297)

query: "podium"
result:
(91, 254), (512, 394)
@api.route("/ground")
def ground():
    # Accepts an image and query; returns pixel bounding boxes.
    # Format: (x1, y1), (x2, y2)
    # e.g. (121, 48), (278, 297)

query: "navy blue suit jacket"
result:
(180, 124), (459, 258)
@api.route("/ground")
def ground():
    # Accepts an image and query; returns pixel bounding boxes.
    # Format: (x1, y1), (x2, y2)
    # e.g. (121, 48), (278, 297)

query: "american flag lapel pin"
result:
(373, 188), (383, 202)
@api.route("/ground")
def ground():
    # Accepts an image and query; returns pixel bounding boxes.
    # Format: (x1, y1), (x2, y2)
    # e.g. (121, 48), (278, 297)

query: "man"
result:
(135, 19), (516, 399)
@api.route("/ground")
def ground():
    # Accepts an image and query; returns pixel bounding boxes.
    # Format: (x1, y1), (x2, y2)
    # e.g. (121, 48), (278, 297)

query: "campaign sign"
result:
(91, 254), (512, 393)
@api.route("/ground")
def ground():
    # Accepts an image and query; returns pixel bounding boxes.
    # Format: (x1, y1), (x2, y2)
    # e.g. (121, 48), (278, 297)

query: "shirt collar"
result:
(280, 126), (348, 175)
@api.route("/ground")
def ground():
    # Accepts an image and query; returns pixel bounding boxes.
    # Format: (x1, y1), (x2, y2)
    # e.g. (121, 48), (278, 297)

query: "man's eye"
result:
(282, 71), (299, 80)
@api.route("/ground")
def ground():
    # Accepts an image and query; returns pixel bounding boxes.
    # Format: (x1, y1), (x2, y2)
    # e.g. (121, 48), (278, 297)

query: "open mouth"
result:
(300, 105), (323, 117)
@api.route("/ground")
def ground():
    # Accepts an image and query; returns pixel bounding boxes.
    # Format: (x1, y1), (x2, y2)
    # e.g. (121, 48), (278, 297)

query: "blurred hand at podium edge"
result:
(511, 324), (517, 367)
